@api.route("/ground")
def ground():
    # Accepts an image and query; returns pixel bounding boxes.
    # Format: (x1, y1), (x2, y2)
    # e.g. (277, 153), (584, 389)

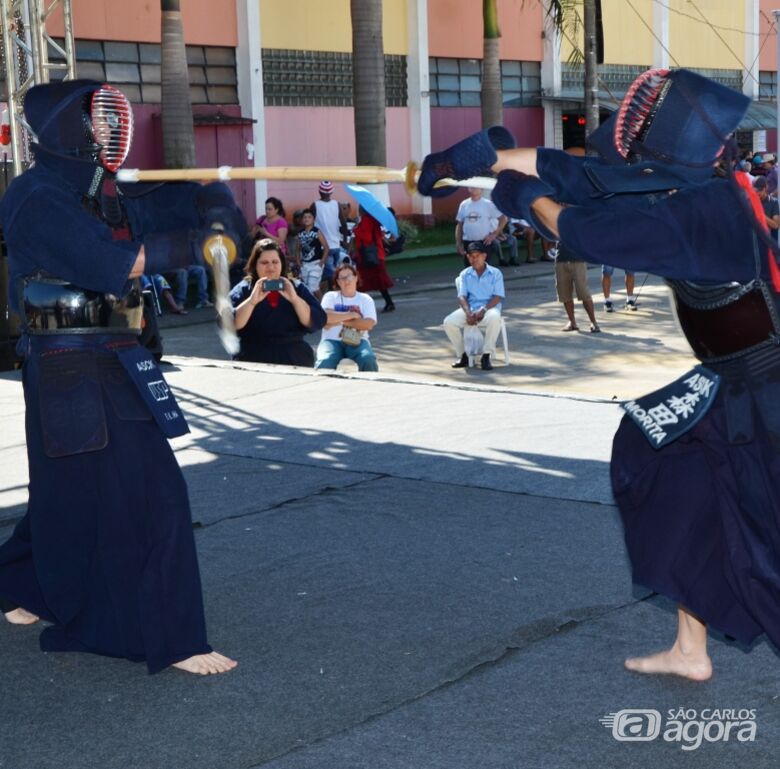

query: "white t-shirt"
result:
(320, 290), (377, 341)
(314, 199), (342, 250)
(456, 196), (502, 241)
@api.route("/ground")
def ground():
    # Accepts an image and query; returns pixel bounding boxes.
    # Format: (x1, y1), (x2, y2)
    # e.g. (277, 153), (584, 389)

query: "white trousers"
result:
(301, 261), (323, 293)
(443, 307), (502, 357)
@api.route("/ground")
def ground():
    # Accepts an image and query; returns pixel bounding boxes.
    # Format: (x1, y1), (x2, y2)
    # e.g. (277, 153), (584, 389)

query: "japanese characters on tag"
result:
(622, 369), (720, 449)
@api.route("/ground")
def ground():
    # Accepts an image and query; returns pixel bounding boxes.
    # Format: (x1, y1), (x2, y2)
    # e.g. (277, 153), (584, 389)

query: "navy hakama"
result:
(0, 336), (211, 672)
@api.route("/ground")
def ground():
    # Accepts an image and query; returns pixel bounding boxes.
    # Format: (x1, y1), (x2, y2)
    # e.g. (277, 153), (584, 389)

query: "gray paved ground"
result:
(0, 263), (777, 769)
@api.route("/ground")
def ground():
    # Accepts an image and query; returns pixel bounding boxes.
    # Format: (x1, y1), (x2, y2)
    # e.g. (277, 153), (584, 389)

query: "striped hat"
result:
(318, 180), (334, 194)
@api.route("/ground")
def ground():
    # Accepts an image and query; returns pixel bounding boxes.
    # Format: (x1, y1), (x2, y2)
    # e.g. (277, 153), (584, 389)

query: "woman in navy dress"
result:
(230, 239), (326, 366)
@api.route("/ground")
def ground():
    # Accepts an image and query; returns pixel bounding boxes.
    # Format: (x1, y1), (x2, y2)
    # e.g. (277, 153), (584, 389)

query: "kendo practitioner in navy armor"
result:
(418, 68), (780, 681)
(0, 80), (243, 674)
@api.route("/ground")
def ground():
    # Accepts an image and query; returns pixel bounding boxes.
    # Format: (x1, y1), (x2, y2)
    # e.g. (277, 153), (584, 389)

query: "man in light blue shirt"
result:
(443, 240), (505, 370)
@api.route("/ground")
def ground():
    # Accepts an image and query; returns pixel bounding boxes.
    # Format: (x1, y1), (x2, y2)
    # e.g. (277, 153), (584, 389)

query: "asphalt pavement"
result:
(0, 258), (777, 769)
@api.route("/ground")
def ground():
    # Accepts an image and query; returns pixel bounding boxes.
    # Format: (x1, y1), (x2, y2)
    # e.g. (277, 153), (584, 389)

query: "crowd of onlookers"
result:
(735, 150), (780, 241)
(144, 179), (648, 373)
(226, 181), (398, 372)
(735, 150), (778, 195)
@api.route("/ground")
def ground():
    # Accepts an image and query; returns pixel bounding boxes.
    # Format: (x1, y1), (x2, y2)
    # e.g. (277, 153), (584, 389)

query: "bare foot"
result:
(562, 322), (579, 332)
(4, 607), (40, 625)
(172, 651), (238, 675)
(625, 643), (712, 681)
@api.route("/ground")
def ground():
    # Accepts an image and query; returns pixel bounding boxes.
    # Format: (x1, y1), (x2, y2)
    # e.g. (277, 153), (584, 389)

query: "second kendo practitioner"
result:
(0, 80), (245, 674)
(418, 68), (780, 681)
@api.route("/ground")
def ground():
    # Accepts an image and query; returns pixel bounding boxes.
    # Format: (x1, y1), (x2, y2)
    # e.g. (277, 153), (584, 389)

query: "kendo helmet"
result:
(587, 68), (750, 177)
(25, 79), (133, 172)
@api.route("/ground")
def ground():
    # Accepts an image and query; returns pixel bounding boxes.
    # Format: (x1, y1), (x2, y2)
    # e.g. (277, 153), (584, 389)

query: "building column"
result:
(652, 0), (669, 69)
(745, 0), (764, 152)
(541, 7), (561, 148)
(236, 0), (266, 218)
(744, 0), (759, 99)
(407, 0), (431, 217)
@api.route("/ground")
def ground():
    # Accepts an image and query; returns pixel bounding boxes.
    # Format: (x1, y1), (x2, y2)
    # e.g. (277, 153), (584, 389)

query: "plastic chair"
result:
(454, 276), (510, 366)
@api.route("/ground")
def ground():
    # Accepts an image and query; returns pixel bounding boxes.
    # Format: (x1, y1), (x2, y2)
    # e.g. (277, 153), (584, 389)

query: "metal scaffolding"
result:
(0, 0), (75, 176)
(0, 0), (74, 369)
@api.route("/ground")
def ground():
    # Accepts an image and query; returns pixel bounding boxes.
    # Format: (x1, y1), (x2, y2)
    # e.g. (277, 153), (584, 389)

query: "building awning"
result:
(741, 100), (777, 131)
(542, 94), (777, 130)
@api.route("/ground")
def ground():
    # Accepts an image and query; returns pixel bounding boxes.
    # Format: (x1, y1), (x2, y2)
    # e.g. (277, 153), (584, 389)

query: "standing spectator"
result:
(495, 221), (521, 265)
(384, 207), (406, 255)
(764, 154), (778, 195)
(352, 207), (395, 312)
(554, 242), (600, 332)
(602, 265), (637, 311)
(312, 181), (349, 286)
(736, 159), (756, 184)
(316, 262), (379, 372)
(285, 208), (306, 277)
(295, 208), (329, 298)
(455, 187), (506, 266)
(751, 154), (768, 178)
(443, 240), (505, 370)
(512, 218), (555, 263)
(253, 196), (289, 255)
(754, 176), (779, 240)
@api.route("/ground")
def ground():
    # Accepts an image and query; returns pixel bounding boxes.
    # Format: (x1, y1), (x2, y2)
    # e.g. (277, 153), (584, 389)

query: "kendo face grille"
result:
(90, 85), (134, 173)
(615, 68), (671, 161)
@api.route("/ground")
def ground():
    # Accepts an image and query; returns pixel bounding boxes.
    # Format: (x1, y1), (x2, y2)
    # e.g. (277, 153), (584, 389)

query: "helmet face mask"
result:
(612, 68), (748, 170)
(88, 85), (133, 172)
(615, 68), (672, 162)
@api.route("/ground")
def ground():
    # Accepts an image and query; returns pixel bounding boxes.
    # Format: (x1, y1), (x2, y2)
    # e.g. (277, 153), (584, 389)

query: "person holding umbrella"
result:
(347, 185), (398, 313)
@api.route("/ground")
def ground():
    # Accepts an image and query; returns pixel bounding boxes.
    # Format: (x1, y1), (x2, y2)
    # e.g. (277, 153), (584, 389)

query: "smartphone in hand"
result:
(263, 278), (285, 291)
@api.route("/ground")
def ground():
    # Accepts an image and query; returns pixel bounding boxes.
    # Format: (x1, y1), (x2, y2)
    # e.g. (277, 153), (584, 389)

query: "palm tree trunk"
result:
(481, 0), (503, 127)
(161, 0), (195, 168)
(583, 0), (600, 140)
(350, 0), (386, 166)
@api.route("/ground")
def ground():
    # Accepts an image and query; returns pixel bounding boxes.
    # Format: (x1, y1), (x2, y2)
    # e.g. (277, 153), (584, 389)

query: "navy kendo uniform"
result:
(419, 69), (780, 652)
(0, 80), (245, 673)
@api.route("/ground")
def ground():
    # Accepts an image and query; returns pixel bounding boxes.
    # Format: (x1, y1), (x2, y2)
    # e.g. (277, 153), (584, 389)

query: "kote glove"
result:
(492, 170), (557, 241)
(417, 126), (515, 198)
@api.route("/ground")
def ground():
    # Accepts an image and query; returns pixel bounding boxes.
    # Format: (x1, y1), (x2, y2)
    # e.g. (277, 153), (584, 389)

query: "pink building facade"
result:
(32, 1), (780, 223)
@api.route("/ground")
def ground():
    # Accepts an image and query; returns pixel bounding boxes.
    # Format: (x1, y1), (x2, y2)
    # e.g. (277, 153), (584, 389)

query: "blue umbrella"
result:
(345, 184), (399, 237)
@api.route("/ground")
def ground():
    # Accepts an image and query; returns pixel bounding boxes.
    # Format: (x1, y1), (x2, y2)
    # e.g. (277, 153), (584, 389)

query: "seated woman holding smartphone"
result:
(230, 239), (327, 366)
(315, 262), (379, 372)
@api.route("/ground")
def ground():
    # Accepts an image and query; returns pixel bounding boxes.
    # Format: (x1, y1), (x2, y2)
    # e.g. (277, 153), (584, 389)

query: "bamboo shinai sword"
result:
(116, 162), (497, 192)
